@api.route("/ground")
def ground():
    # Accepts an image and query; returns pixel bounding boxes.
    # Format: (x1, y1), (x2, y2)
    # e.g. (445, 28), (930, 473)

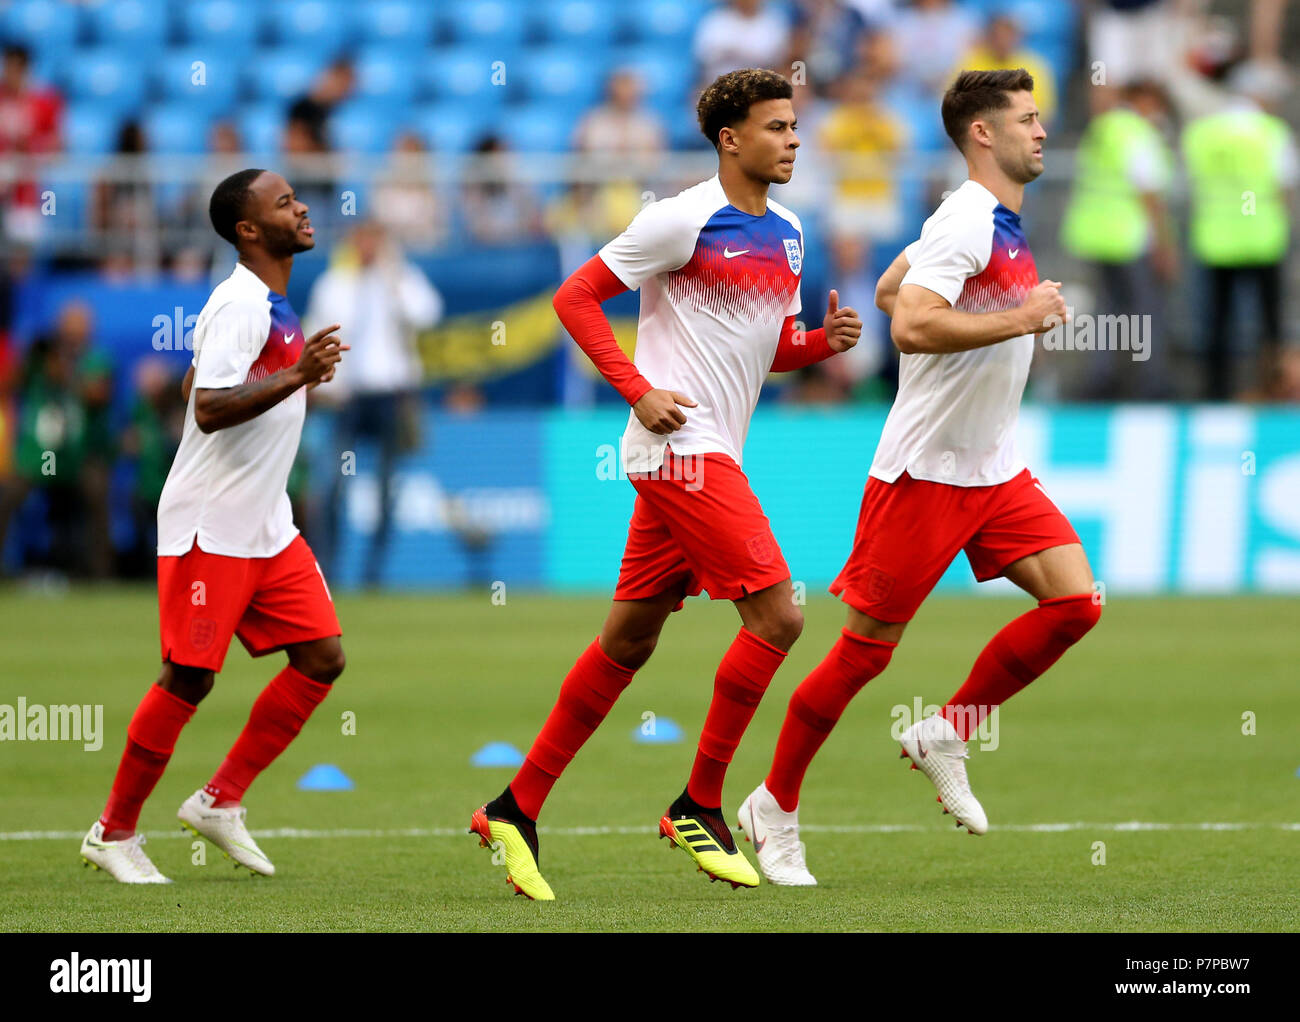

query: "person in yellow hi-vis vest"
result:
(1061, 80), (1178, 399)
(1182, 84), (1297, 400)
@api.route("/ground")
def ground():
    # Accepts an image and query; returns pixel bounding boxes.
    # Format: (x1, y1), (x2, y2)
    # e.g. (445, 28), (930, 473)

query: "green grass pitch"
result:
(2, 586), (1296, 932)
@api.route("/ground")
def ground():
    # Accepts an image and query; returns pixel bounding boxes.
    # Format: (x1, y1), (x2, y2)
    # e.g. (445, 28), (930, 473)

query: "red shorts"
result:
(831, 468), (1081, 623)
(158, 534), (342, 672)
(615, 451), (790, 606)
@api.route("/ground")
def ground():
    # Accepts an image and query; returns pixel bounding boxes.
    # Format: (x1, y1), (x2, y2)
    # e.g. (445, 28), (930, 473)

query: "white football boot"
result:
(898, 714), (988, 835)
(736, 781), (817, 886)
(81, 821), (173, 883)
(178, 789), (275, 876)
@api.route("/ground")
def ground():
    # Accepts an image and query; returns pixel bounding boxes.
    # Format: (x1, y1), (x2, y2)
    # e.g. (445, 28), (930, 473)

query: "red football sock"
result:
(687, 628), (787, 808)
(509, 638), (637, 820)
(100, 684), (197, 837)
(206, 665), (333, 805)
(943, 593), (1101, 740)
(765, 628), (896, 812)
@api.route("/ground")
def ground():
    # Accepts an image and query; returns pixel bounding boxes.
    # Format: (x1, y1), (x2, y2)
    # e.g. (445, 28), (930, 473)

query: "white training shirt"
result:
(598, 175), (804, 473)
(157, 262), (308, 558)
(871, 180), (1040, 487)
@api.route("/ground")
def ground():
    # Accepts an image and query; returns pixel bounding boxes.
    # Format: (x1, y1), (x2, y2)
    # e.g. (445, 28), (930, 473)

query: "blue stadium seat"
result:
(268, 1), (354, 56)
(178, 0), (263, 55)
(85, 0), (169, 52)
(329, 101), (401, 154)
(154, 51), (240, 113)
(236, 102), (289, 155)
(435, 0), (526, 51)
(63, 103), (122, 156)
(63, 49), (148, 116)
(499, 102), (580, 153)
(3, 0), (81, 58)
(617, 0), (697, 46)
(420, 47), (510, 111)
(357, 0), (434, 52)
(141, 103), (212, 154)
(514, 49), (608, 108)
(245, 49), (325, 103)
(529, 1), (617, 48)
(410, 103), (498, 155)
(354, 48), (420, 105)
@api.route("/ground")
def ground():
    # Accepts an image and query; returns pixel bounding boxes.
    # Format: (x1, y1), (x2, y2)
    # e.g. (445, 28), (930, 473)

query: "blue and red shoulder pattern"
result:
(245, 292), (305, 383)
(956, 203), (1038, 314)
(664, 205), (801, 323)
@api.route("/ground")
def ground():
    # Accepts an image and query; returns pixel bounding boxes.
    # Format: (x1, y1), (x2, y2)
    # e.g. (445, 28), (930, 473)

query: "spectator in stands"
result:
(693, 0), (792, 84)
(460, 135), (545, 243)
(574, 70), (666, 156)
(287, 57), (355, 150)
(956, 12), (1058, 124)
(789, 0), (869, 94)
(372, 132), (450, 253)
(1182, 69), (1298, 400)
(819, 64), (905, 243)
(1060, 79), (1178, 400)
(91, 120), (157, 273)
(1089, 0), (1182, 100)
(889, 0), (978, 96)
(118, 357), (184, 577)
(304, 220), (443, 585)
(0, 42), (62, 247)
(174, 121), (246, 279)
(0, 301), (114, 578)
(283, 59), (353, 236)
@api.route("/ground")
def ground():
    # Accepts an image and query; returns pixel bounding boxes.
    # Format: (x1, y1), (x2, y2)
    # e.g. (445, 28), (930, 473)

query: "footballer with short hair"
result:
(741, 68), (1101, 885)
(469, 68), (863, 899)
(81, 169), (349, 883)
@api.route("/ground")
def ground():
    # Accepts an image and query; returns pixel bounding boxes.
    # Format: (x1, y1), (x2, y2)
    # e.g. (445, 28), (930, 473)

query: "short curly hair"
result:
(697, 68), (794, 150)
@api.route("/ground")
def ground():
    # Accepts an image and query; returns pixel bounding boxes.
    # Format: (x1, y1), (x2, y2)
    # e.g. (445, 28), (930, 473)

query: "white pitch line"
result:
(3, 821), (1298, 841)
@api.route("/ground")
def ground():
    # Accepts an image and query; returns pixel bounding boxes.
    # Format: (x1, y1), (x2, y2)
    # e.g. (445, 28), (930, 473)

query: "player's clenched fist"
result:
(633, 388), (698, 435)
(1018, 280), (1068, 334)
(824, 289), (862, 352)
(294, 324), (350, 386)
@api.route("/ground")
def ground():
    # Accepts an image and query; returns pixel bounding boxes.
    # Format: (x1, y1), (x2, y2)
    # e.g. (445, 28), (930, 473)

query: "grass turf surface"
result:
(1, 586), (1296, 932)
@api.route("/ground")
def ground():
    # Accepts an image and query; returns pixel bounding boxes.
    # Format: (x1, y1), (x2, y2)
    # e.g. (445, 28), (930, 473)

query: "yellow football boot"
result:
(469, 801), (555, 901)
(658, 792), (760, 890)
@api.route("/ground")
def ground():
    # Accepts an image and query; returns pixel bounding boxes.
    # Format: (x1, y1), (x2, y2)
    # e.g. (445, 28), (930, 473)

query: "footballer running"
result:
(741, 69), (1101, 886)
(81, 169), (349, 883)
(469, 68), (863, 899)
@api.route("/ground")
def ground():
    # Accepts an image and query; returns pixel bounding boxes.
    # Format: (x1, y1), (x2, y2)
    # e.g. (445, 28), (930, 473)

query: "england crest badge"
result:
(783, 238), (802, 274)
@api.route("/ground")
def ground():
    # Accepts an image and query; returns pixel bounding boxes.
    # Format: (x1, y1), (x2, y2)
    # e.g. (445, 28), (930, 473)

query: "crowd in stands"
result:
(0, 0), (1295, 580)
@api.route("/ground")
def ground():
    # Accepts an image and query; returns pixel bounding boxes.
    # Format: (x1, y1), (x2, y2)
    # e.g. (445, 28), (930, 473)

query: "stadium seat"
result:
(514, 49), (608, 109)
(268, 1), (354, 56)
(419, 47), (509, 111)
(499, 102), (581, 153)
(245, 50), (326, 104)
(178, 0), (263, 55)
(63, 49), (149, 117)
(617, 0), (696, 46)
(329, 101), (401, 154)
(410, 103), (499, 155)
(141, 103), (213, 155)
(154, 51), (240, 114)
(434, 0), (526, 51)
(84, 0), (169, 54)
(528, 1), (617, 48)
(610, 44), (694, 112)
(63, 103), (122, 156)
(357, 0), (435, 52)
(236, 103), (289, 155)
(2, 0), (81, 58)
(354, 48), (420, 105)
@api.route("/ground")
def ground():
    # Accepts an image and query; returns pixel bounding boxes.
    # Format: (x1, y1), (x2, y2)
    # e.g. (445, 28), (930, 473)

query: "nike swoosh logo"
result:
(918, 738), (928, 758)
(284, 332), (296, 344)
(1008, 249), (1019, 259)
(750, 805), (766, 853)
(723, 248), (749, 259)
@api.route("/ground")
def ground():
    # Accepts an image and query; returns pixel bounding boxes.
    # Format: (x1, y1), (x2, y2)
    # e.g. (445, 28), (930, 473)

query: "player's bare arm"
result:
(874, 251), (910, 317)
(194, 323), (346, 433)
(891, 278), (1066, 355)
(180, 364), (194, 402)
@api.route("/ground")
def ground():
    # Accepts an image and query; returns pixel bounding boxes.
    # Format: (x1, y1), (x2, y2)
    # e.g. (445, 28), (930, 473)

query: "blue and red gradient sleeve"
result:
(769, 316), (831, 372)
(552, 255), (654, 406)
